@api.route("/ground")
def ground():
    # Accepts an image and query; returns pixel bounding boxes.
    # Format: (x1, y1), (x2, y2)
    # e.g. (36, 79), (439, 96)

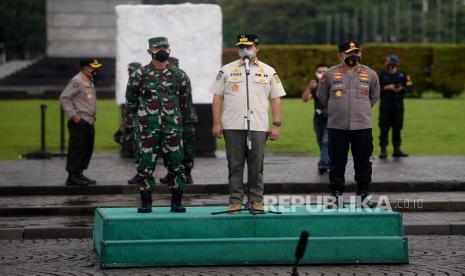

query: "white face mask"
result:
(239, 48), (256, 59)
(315, 72), (323, 80)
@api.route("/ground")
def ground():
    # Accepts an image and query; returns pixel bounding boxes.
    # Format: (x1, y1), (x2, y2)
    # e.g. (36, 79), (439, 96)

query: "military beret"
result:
(148, 37), (169, 47)
(127, 62), (142, 70)
(236, 34), (259, 46)
(80, 58), (103, 69)
(338, 40), (361, 53)
(387, 54), (400, 64)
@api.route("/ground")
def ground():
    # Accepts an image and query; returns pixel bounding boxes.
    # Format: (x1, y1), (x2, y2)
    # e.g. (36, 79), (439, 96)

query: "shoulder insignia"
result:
(72, 82), (79, 88)
(216, 70), (223, 81)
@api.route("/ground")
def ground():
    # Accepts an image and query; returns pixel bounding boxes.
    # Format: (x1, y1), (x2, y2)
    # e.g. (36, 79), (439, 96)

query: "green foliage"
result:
(432, 46), (465, 98)
(0, 0), (46, 59)
(222, 44), (465, 98)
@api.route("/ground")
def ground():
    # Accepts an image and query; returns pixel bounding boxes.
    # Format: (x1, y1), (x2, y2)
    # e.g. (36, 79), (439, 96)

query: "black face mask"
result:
(152, 50), (170, 62)
(387, 63), (397, 70)
(344, 55), (360, 67)
(88, 69), (99, 83)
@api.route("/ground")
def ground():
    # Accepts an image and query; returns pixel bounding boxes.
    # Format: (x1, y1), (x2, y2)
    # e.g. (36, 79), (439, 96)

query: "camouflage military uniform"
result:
(162, 59), (198, 181)
(125, 61), (191, 191)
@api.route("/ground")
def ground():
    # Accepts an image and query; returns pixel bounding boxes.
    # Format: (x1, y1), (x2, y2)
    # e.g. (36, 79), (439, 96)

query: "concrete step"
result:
(1, 181), (464, 196)
(1, 192), (465, 216)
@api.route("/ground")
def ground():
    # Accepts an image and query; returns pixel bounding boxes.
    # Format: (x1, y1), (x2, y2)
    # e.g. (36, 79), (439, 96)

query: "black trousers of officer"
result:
(328, 128), (373, 193)
(66, 120), (95, 174)
(379, 108), (404, 149)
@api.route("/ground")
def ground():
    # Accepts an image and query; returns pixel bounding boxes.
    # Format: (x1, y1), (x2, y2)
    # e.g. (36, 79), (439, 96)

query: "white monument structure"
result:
(115, 4), (222, 105)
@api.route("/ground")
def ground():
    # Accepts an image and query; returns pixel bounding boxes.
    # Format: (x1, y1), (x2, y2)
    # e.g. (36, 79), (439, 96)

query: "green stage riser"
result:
(94, 207), (402, 244)
(93, 206), (408, 267)
(99, 237), (409, 267)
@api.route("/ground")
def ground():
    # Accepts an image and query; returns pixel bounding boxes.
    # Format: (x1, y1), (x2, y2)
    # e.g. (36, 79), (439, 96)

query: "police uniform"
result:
(210, 34), (286, 211)
(378, 54), (413, 158)
(60, 58), (102, 186)
(317, 41), (380, 204)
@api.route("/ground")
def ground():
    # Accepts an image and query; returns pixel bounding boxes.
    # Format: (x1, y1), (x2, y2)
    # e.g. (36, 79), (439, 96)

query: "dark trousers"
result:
(66, 120), (95, 174)
(379, 108), (404, 149)
(223, 130), (268, 204)
(313, 118), (329, 168)
(328, 128), (373, 193)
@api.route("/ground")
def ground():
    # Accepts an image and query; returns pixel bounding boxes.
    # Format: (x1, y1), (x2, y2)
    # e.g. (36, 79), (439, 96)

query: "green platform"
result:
(93, 206), (409, 268)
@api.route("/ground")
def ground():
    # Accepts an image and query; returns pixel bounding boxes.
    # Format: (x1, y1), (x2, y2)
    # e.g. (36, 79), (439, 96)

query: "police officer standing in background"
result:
(60, 59), (102, 186)
(378, 54), (413, 159)
(211, 34), (286, 214)
(317, 41), (380, 208)
(302, 63), (330, 175)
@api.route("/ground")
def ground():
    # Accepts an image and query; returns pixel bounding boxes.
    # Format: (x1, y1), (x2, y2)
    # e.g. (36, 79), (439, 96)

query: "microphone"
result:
(291, 230), (309, 276)
(243, 55), (250, 75)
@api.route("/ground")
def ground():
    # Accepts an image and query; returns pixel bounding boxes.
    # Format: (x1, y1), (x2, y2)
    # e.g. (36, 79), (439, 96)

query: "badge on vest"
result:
(335, 90), (342, 97)
(232, 83), (240, 92)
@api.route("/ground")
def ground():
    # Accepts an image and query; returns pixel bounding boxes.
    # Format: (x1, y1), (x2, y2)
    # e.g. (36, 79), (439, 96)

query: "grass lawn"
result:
(0, 98), (464, 160)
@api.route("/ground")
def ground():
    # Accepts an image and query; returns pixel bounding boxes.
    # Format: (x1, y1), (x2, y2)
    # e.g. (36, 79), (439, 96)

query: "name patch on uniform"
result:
(359, 91), (368, 97)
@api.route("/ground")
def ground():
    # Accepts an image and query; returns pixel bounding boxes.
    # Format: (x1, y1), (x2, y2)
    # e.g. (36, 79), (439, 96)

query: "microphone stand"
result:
(244, 56), (252, 150)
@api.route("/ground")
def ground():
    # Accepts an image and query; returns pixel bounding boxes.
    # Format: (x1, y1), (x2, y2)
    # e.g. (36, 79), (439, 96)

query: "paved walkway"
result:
(1, 152), (465, 186)
(1, 236), (465, 275)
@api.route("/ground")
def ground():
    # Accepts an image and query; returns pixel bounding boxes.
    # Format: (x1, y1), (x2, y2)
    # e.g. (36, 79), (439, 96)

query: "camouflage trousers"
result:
(135, 117), (186, 191)
(163, 123), (195, 174)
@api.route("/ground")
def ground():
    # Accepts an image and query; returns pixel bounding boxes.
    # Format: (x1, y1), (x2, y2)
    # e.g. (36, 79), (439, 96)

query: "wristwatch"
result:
(272, 121), (282, 127)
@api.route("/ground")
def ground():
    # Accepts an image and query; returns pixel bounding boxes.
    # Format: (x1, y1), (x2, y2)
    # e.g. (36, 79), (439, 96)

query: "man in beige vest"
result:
(60, 59), (102, 186)
(210, 34), (286, 213)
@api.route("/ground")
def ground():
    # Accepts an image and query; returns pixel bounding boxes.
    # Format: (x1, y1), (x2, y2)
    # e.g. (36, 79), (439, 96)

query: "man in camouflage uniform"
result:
(125, 37), (191, 213)
(114, 62), (142, 159)
(160, 57), (198, 185)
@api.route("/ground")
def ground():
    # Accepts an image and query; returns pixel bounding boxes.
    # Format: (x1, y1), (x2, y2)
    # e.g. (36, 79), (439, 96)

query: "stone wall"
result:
(46, 0), (141, 57)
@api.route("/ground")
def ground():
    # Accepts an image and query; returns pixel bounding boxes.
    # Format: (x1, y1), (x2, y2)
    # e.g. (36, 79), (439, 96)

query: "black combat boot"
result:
(80, 171), (96, 185)
(393, 147), (409, 158)
(359, 191), (377, 208)
(159, 171), (175, 185)
(379, 147), (388, 159)
(170, 188), (186, 213)
(66, 173), (89, 186)
(137, 190), (152, 213)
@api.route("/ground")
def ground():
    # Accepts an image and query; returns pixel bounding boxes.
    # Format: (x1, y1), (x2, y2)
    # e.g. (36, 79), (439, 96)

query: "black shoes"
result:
(318, 166), (329, 175)
(80, 172), (96, 185)
(66, 173), (89, 186)
(393, 149), (409, 158)
(379, 147), (388, 159)
(359, 192), (377, 208)
(137, 190), (152, 213)
(65, 172), (96, 186)
(170, 188), (186, 213)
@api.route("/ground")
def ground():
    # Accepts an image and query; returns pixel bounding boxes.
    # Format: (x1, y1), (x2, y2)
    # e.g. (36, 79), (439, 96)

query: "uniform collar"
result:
(239, 58), (260, 66)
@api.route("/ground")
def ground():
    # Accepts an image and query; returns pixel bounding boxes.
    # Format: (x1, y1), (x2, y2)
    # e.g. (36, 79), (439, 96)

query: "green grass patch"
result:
(216, 98), (465, 156)
(0, 98), (464, 160)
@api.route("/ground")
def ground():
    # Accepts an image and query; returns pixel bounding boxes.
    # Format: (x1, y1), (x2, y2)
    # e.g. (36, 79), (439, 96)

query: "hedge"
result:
(222, 44), (465, 98)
